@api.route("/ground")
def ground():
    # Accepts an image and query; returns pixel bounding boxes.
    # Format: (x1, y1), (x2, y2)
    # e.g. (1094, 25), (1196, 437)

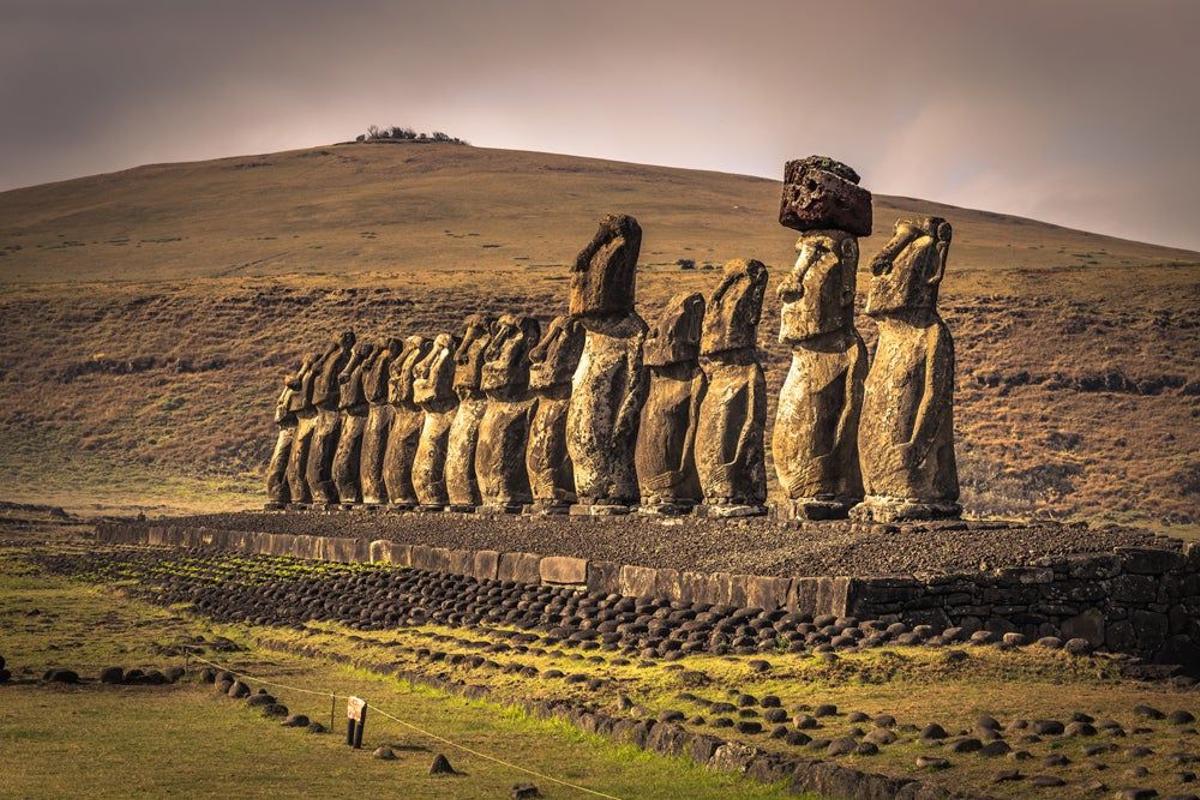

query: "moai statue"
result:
(565, 214), (648, 514)
(382, 335), (432, 509)
(331, 341), (376, 506)
(306, 330), (356, 506)
(411, 332), (461, 510)
(445, 315), (494, 511)
(635, 292), (706, 514)
(475, 315), (540, 512)
(694, 259), (769, 516)
(265, 360), (306, 509)
(853, 216), (960, 522)
(773, 157), (871, 519)
(285, 352), (319, 505)
(359, 337), (401, 505)
(526, 314), (585, 514)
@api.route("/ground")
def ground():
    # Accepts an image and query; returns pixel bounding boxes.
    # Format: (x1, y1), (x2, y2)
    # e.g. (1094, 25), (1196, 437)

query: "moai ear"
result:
(929, 221), (953, 287)
(840, 237), (859, 304)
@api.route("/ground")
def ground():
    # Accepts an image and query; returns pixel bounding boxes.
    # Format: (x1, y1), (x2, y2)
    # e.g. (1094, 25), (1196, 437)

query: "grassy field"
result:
(0, 142), (1197, 532)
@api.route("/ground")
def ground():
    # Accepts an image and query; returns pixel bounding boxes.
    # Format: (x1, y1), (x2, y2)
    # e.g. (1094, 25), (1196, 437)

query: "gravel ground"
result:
(154, 511), (1174, 577)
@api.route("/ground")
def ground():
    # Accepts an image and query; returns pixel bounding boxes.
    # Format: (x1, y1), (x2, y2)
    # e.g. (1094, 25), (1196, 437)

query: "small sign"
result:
(347, 696), (367, 722)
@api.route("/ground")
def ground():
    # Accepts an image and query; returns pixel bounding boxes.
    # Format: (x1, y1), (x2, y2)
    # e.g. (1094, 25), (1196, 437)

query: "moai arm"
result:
(728, 366), (764, 477)
(901, 327), (954, 466)
(612, 329), (648, 446)
(678, 371), (706, 478)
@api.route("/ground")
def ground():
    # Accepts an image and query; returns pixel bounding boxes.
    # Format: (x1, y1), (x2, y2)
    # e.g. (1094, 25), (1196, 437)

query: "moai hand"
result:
(526, 314), (585, 513)
(695, 259), (768, 516)
(635, 292), (706, 514)
(854, 216), (960, 522)
(411, 332), (461, 509)
(445, 315), (494, 511)
(475, 315), (540, 512)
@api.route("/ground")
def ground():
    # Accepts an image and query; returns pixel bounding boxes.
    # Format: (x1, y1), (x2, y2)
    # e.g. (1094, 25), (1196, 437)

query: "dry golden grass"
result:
(0, 143), (1197, 534)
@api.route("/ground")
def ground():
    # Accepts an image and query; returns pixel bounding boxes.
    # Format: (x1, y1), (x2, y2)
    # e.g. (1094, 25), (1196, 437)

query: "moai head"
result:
(866, 216), (952, 318)
(337, 342), (375, 406)
(644, 292), (705, 367)
(389, 335), (432, 405)
(528, 314), (585, 391)
(778, 230), (859, 343)
(779, 156), (872, 237)
(333, 329), (357, 352)
(452, 314), (494, 395)
(413, 332), (460, 406)
(569, 214), (641, 318)
(701, 259), (767, 356)
(481, 314), (541, 394)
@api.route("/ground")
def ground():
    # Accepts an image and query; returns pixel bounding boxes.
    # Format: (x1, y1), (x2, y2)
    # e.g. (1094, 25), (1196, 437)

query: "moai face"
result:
(866, 216), (952, 318)
(389, 335), (432, 405)
(452, 314), (494, 394)
(701, 259), (767, 356)
(338, 342), (376, 406)
(779, 156), (872, 237)
(569, 214), (641, 318)
(481, 314), (541, 394)
(528, 314), (584, 391)
(778, 230), (859, 343)
(413, 332), (460, 405)
(644, 292), (705, 367)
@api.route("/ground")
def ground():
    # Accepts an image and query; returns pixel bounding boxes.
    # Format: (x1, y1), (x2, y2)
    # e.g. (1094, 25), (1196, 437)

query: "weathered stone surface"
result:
(382, 335), (432, 508)
(1061, 607), (1106, 647)
(586, 559), (620, 594)
(619, 564), (659, 598)
(567, 215), (648, 509)
(411, 333), (460, 509)
(1115, 546), (1187, 575)
(526, 315), (584, 512)
(778, 156), (872, 237)
(359, 338), (400, 504)
(266, 360), (306, 506)
(444, 315), (494, 510)
(539, 555), (588, 585)
(497, 551), (542, 584)
(774, 228), (867, 519)
(635, 292), (706, 512)
(332, 341), (375, 503)
(854, 217), (959, 522)
(305, 330), (356, 504)
(476, 315), (540, 510)
(472, 549), (500, 581)
(368, 539), (412, 566)
(695, 259), (768, 513)
(284, 352), (319, 504)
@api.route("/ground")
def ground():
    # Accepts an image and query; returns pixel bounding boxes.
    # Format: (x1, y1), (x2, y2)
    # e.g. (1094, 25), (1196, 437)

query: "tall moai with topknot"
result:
(411, 332), (460, 510)
(445, 315), (494, 512)
(332, 341), (376, 505)
(694, 259), (769, 516)
(853, 216), (960, 522)
(265, 359), (307, 509)
(565, 214), (648, 514)
(382, 335), (432, 509)
(475, 315), (540, 513)
(526, 314), (585, 514)
(359, 337), (401, 505)
(285, 352), (319, 505)
(635, 292), (706, 514)
(773, 157), (871, 519)
(306, 330), (356, 506)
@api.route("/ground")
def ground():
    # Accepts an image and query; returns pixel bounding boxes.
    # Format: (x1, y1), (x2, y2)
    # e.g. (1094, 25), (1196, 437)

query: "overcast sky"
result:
(3, 0), (1198, 250)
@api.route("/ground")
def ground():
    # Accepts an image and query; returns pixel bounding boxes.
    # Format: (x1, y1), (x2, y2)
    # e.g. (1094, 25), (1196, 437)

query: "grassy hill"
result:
(0, 142), (1197, 535)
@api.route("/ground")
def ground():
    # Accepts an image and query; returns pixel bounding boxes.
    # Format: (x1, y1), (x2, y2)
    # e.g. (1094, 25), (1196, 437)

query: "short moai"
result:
(853, 216), (960, 522)
(359, 337), (401, 505)
(265, 360), (306, 509)
(475, 315), (540, 513)
(773, 157), (871, 519)
(526, 314), (585, 514)
(382, 335), (432, 510)
(444, 315), (494, 512)
(694, 259), (769, 516)
(565, 214), (648, 514)
(634, 292), (706, 514)
(306, 330), (356, 506)
(411, 332), (461, 510)
(331, 341), (376, 506)
(285, 352), (319, 505)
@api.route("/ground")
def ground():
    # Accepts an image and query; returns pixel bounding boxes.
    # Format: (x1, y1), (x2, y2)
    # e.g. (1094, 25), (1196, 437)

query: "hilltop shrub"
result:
(357, 125), (467, 144)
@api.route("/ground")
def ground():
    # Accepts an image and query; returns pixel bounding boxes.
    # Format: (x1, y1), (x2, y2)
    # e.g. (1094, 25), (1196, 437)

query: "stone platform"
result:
(97, 511), (1200, 670)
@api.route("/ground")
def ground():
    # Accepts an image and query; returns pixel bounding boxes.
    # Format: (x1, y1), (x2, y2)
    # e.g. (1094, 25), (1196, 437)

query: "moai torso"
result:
(635, 292), (706, 512)
(382, 335), (432, 507)
(331, 342), (375, 503)
(359, 339), (401, 505)
(855, 216), (959, 521)
(694, 259), (768, 514)
(312, 333), (355, 411)
(475, 315), (540, 510)
(306, 330), (356, 504)
(445, 315), (494, 511)
(565, 214), (648, 510)
(773, 228), (868, 517)
(285, 353), (320, 504)
(266, 362), (304, 507)
(411, 332), (460, 509)
(526, 315), (584, 512)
